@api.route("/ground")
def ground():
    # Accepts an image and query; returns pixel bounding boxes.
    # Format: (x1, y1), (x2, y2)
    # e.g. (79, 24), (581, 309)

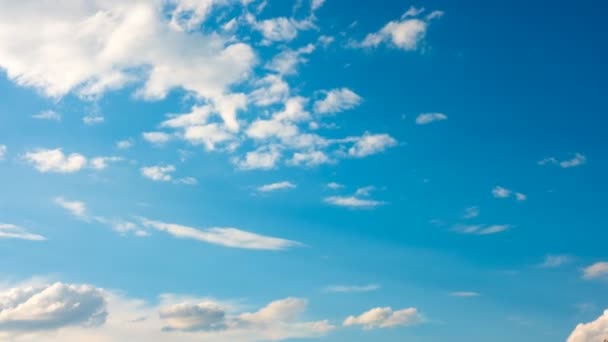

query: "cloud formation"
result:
(344, 307), (422, 329)
(567, 309), (608, 342)
(141, 219), (301, 250)
(257, 181), (296, 192)
(0, 223), (45, 241)
(583, 262), (608, 280)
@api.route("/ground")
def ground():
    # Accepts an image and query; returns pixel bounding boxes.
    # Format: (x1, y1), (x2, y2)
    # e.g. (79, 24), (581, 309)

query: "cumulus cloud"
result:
(23, 149), (87, 173)
(257, 181), (296, 192)
(32, 110), (61, 121)
(234, 145), (282, 170)
(347, 133), (397, 158)
(249, 74), (290, 106)
(254, 17), (299, 43)
(314, 88), (362, 114)
(344, 307), (423, 329)
(0, 1), (255, 102)
(567, 309), (608, 342)
(141, 165), (176, 182)
(0, 282), (106, 332)
(0, 279), (334, 342)
(90, 157), (122, 170)
(356, 7), (443, 51)
(266, 44), (315, 76)
(583, 262), (608, 280)
(141, 219), (300, 250)
(0, 223), (45, 241)
(325, 284), (380, 293)
(415, 112), (447, 125)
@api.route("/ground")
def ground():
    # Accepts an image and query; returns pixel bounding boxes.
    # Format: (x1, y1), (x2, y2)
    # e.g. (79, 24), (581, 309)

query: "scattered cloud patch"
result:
(538, 255), (573, 268)
(348, 133), (397, 158)
(0, 145), (6, 160)
(326, 182), (344, 190)
(143, 132), (172, 145)
(449, 291), (480, 297)
(463, 206), (480, 219)
(324, 196), (383, 209)
(415, 112), (447, 125)
(355, 7), (443, 51)
(141, 165), (176, 182)
(344, 307), (423, 329)
(492, 186), (526, 201)
(116, 139), (134, 150)
(83, 115), (104, 126)
(55, 197), (88, 219)
(538, 153), (587, 168)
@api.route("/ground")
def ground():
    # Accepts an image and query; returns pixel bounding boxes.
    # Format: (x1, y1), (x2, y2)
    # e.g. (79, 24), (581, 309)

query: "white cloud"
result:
(463, 206), (480, 219)
(325, 284), (380, 293)
(492, 186), (526, 201)
(23, 149), (87, 173)
(0, 1), (255, 102)
(449, 291), (480, 297)
(354, 186), (375, 197)
(492, 186), (512, 198)
(266, 44), (315, 75)
(90, 157), (122, 170)
(257, 181), (296, 192)
(0, 223), (45, 241)
(314, 88), (362, 114)
(583, 262), (608, 280)
(326, 182), (344, 190)
(344, 307), (422, 329)
(348, 132), (397, 158)
(141, 165), (176, 182)
(0, 145), (6, 160)
(234, 145), (282, 170)
(415, 112), (447, 125)
(141, 219), (300, 250)
(55, 197), (88, 219)
(324, 196), (384, 209)
(357, 8), (443, 51)
(288, 150), (332, 167)
(249, 74), (290, 106)
(560, 153), (587, 168)
(538, 153), (587, 168)
(0, 282), (106, 332)
(311, 0), (326, 12)
(116, 139), (134, 150)
(174, 177), (198, 185)
(255, 17), (299, 43)
(454, 224), (510, 235)
(0, 279), (334, 342)
(83, 114), (104, 125)
(538, 254), (573, 268)
(567, 309), (608, 342)
(142, 132), (172, 145)
(317, 35), (334, 47)
(32, 110), (61, 121)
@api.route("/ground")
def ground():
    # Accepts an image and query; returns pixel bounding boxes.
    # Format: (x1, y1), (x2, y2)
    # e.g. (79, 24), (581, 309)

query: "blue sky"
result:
(0, 0), (607, 341)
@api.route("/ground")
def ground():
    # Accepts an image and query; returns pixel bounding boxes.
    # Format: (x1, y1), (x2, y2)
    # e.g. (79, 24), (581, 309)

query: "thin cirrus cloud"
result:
(449, 291), (480, 297)
(454, 224), (511, 235)
(343, 307), (423, 329)
(0, 223), (45, 241)
(140, 219), (301, 251)
(32, 110), (61, 121)
(325, 284), (380, 293)
(415, 112), (447, 125)
(54, 197), (88, 219)
(257, 181), (296, 192)
(538, 255), (573, 268)
(324, 196), (384, 209)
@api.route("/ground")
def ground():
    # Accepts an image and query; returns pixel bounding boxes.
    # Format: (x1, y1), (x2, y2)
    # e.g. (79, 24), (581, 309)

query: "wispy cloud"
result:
(32, 110), (61, 121)
(454, 224), (510, 235)
(538, 153), (587, 168)
(492, 186), (526, 201)
(257, 181), (296, 192)
(141, 219), (301, 251)
(449, 291), (480, 297)
(344, 306), (423, 329)
(0, 223), (46, 241)
(463, 206), (480, 219)
(324, 196), (384, 209)
(582, 262), (608, 280)
(325, 284), (380, 293)
(55, 197), (88, 219)
(538, 254), (573, 268)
